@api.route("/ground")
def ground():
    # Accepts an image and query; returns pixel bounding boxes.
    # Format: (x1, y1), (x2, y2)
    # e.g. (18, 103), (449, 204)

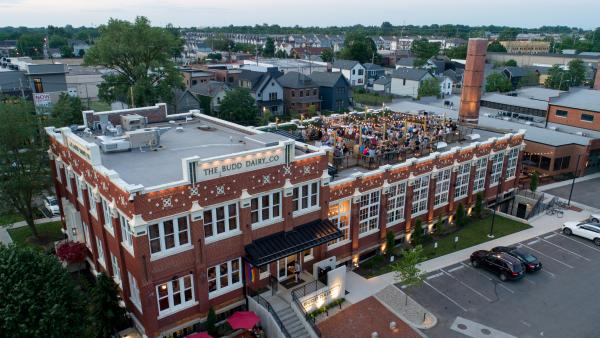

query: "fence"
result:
(249, 293), (291, 338)
(291, 282), (322, 338)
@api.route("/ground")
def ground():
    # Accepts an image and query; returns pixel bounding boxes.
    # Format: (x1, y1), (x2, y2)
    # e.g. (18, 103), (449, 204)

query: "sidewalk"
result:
(0, 216), (61, 245)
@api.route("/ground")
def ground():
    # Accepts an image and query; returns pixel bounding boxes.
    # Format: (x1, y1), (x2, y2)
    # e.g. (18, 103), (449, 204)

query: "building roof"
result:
(276, 71), (315, 89)
(481, 93), (549, 111)
(503, 66), (526, 78)
(190, 81), (229, 97)
(391, 68), (431, 81)
(309, 71), (347, 87)
(515, 87), (564, 101)
(396, 57), (416, 68)
(363, 63), (384, 71)
(549, 89), (600, 112)
(373, 76), (391, 85)
(332, 59), (361, 70)
(443, 69), (460, 82)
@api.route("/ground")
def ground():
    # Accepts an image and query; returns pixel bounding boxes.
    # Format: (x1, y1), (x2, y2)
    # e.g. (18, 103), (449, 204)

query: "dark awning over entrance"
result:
(245, 219), (342, 267)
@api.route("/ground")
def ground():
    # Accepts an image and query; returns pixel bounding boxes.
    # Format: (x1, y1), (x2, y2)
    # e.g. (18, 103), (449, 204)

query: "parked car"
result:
(44, 196), (60, 216)
(589, 214), (600, 223)
(562, 221), (600, 246)
(490, 246), (542, 272)
(470, 250), (525, 281)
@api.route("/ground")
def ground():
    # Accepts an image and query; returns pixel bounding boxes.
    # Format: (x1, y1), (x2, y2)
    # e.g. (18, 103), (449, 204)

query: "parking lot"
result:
(544, 177), (600, 209)
(402, 230), (600, 338)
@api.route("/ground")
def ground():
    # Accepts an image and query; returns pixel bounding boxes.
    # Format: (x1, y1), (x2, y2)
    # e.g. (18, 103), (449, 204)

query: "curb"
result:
(374, 285), (437, 331)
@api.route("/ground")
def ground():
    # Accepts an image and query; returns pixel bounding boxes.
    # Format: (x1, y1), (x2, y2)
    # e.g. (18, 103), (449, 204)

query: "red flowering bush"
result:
(56, 241), (86, 264)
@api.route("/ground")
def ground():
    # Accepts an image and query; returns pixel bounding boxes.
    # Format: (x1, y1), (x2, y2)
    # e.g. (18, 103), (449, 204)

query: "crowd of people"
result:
(301, 112), (459, 167)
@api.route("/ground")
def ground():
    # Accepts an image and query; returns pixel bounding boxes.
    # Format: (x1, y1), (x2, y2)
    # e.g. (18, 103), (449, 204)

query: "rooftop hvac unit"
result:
(121, 114), (147, 131)
(99, 137), (130, 153)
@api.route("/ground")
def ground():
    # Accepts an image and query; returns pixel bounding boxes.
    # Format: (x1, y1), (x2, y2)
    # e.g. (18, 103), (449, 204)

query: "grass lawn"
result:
(7, 221), (64, 250)
(88, 100), (111, 112)
(353, 92), (393, 106)
(0, 213), (24, 226)
(355, 214), (530, 278)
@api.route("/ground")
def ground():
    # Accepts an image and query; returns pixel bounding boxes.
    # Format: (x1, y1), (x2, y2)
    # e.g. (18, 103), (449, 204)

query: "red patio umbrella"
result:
(185, 332), (212, 338)
(227, 311), (261, 330)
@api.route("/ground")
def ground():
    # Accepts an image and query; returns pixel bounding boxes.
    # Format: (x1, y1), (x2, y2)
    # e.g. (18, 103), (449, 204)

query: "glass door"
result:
(277, 254), (299, 281)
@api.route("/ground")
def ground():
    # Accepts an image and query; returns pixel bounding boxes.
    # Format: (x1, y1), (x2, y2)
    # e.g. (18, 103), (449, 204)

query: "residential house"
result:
(310, 71), (352, 112)
(238, 67), (285, 116)
(331, 59), (366, 87)
(190, 80), (230, 113)
(68, 39), (91, 57)
(277, 71), (320, 115)
(168, 88), (202, 115)
(503, 66), (526, 88)
(443, 69), (463, 90)
(397, 37), (416, 51)
(290, 47), (328, 60)
(372, 76), (391, 94)
(0, 40), (17, 57)
(180, 68), (215, 88)
(65, 65), (105, 101)
(436, 75), (453, 96)
(390, 68), (433, 98)
(395, 57), (417, 69)
(363, 63), (385, 85)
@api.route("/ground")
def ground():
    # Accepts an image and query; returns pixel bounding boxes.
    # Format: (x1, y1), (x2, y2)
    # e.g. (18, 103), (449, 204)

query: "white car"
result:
(562, 221), (600, 246)
(44, 196), (60, 216)
(589, 214), (600, 223)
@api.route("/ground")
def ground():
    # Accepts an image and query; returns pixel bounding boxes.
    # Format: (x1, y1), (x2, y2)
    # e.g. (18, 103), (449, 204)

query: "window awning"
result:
(245, 219), (342, 267)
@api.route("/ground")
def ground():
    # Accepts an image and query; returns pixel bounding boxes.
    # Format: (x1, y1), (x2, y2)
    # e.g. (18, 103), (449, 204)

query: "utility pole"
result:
(18, 78), (25, 99)
(130, 86), (135, 108)
(568, 154), (582, 206)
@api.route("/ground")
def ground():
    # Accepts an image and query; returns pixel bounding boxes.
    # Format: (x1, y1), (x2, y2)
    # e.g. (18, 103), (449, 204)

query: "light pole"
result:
(488, 162), (505, 238)
(568, 154), (582, 206)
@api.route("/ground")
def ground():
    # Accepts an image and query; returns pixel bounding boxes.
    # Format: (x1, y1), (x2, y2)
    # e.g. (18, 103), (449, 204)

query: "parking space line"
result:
(523, 277), (536, 285)
(528, 239), (540, 245)
(544, 234), (557, 239)
(539, 237), (592, 261)
(497, 282), (515, 294)
(427, 272), (444, 280)
(460, 262), (515, 294)
(521, 243), (575, 268)
(441, 268), (493, 302)
(423, 280), (468, 312)
(558, 234), (600, 253)
(448, 265), (464, 273)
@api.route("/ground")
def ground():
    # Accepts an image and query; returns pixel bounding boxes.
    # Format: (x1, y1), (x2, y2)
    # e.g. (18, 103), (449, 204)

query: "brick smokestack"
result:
(594, 60), (600, 90)
(459, 38), (488, 125)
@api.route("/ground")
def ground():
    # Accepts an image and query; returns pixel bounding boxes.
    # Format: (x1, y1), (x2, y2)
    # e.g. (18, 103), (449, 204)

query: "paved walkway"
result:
(375, 285), (436, 329)
(0, 216), (61, 245)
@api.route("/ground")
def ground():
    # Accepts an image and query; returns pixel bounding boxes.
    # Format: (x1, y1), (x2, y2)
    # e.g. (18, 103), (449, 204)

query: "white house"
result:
(373, 76), (391, 94)
(436, 75), (453, 96)
(190, 81), (230, 113)
(332, 59), (366, 87)
(390, 68), (433, 98)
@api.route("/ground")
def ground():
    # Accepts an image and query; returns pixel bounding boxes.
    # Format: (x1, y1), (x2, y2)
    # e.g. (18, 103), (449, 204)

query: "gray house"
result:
(168, 88), (202, 115)
(191, 81), (230, 113)
(363, 63), (385, 85)
(390, 68), (433, 98)
(310, 71), (352, 112)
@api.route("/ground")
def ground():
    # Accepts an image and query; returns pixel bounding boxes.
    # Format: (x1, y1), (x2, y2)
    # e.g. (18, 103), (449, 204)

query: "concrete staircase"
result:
(277, 304), (311, 338)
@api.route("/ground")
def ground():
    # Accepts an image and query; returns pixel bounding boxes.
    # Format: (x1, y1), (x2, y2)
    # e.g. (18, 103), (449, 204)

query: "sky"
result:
(1, 0), (599, 29)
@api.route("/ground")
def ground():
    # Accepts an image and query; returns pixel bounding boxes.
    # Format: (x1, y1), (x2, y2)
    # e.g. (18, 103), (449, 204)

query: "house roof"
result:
(373, 76), (391, 85)
(503, 66), (526, 78)
(443, 69), (459, 82)
(277, 71), (315, 89)
(395, 57), (416, 68)
(332, 59), (361, 70)
(363, 63), (384, 71)
(391, 68), (431, 81)
(549, 88), (600, 113)
(190, 81), (229, 97)
(481, 93), (549, 111)
(309, 71), (348, 87)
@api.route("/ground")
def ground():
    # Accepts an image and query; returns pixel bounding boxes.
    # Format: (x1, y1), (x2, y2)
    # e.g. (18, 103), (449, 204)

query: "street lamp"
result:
(568, 154), (584, 206)
(488, 165), (505, 238)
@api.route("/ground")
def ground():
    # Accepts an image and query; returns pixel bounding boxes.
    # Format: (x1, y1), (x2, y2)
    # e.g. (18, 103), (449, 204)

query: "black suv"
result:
(491, 246), (542, 272)
(470, 250), (525, 281)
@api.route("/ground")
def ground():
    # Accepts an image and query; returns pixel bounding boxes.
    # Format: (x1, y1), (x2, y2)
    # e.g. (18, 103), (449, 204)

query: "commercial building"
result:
(547, 89), (600, 131)
(47, 104), (524, 337)
(499, 41), (550, 54)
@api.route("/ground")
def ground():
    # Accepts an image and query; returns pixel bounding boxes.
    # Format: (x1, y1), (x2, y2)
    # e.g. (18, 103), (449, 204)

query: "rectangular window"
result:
(75, 176), (84, 203)
(128, 273), (142, 312)
(111, 253), (122, 287)
(554, 156), (571, 171)
(303, 248), (314, 262)
(292, 181), (319, 213)
(489, 152), (505, 186)
(411, 175), (430, 216)
(65, 168), (72, 192)
(148, 216), (190, 257)
(387, 182), (406, 225)
(203, 202), (239, 240)
(82, 222), (91, 249)
(454, 163), (471, 200)
(505, 147), (520, 179)
(207, 258), (242, 298)
(250, 191), (281, 225)
(269, 92), (277, 101)
(555, 110), (568, 117)
(119, 213), (134, 255)
(359, 190), (380, 236)
(156, 275), (195, 315)
(101, 197), (114, 234)
(54, 161), (62, 182)
(291, 90), (295, 97)
(96, 236), (105, 268)
(327, 200), (351, 247)
(581, 113), (594, 122)
(300, 90), (304, 97)
(259, 264), (270, 280)
(473, 157), (488, 193)
(86, 183), (96, 217)
(33, 78), (43, 93)
(434, 169), (451, 207)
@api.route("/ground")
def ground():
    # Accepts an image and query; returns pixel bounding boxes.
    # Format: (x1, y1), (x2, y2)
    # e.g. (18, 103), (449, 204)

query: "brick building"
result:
(46, 106), (524, 337)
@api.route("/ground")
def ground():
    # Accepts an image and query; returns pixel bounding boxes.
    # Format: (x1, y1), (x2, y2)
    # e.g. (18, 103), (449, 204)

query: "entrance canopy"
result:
(245, 219), (342, 267)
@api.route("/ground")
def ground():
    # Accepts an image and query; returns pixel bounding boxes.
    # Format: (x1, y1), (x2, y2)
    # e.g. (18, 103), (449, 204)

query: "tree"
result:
(519, 71), (540, 87)
(445, 45), (467, 59)
(455, 203), (467, 227)
(544, 65), (570, 90)
(504, 59), (517, 67)
(17, 32), (44, 57)
(567, 59), (586, 87)
(411, 39), (440, 66)
(411, 219), (427, 246)
(52, 93), (84, 126)
(339, 32), (380, 64)
(385, 230), (396, 257)
(418, 77), (441, 99)
(433, 215), (445, 237)
(263, 37), (275, 57)
(393, 245), (426, 287)
(60, 45), (74, 58)
(499, 28), (519, 41)
(48, 35), (69, 49)
(487, 41), (507, 53)
(84, 16), (184, 107)
(486, 73), (513, 92)
(205, 35), (234, 51)
(206, 307), (217, 336)
(0, 100), (50, 238)
(275, 49), (287, 58)
(0, 245), (87, 337)
(381, 21), (394, 36)
(219, 88), (258, 125)
(320, 48), (334, 62)
(530, 171), (539, 193)
(474, 192), (484, 219)
(88, 273), (129, 338)
(207, 52), (222, 60)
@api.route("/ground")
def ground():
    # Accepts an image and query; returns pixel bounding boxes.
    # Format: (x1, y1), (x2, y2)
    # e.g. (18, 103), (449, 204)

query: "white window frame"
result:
(250, 191), (282, 228)
(387, 181), (407, 226)
(411, 175), (430, 217)
(65, 168), (72, 192)
(101, 197), (114, 235)
(292, 181), (320, 215)
(119, 212), (135, 256)
(359, 190), (380, 237)
(207, 258), (242, 299)
(473, 156), (488, 193)
(434, 169), (451, 208)
(128, 272), (142, 313)
(203, 202), (240, 243)
(489, 152), (505, 187)
(328, 199), (351, 249)
(454, 163), (471, 200)
(148, 215), (191, 260)
(82, 222), (91, 249)
(156, 275), (196, 318)
(75, 175), (85, 203)
(96, 236), (106, 268)
(505, 147), (519, 179)
(259, 264), (270, 280)
(55, 161), (62, 182)
(303, 248), (314, 262)
(86, 183), (97, 218)
(110, 253), (122, 287)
